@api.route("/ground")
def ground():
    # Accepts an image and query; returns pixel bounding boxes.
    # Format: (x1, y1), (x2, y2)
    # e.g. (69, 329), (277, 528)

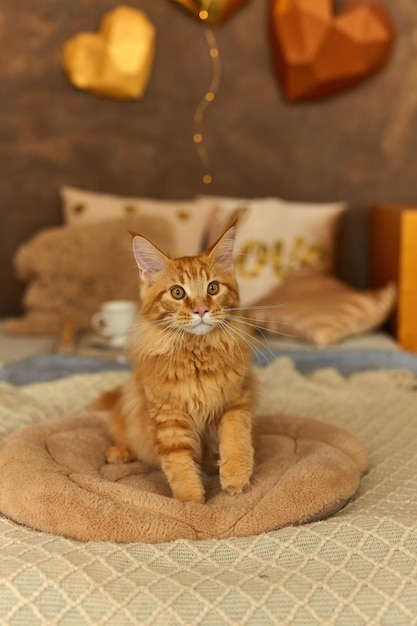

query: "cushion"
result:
(61, 186), (215, 257)
(0, 408), (366, 543)
(7, 216), (172, 335)
(199, 196), (346, 305)
(247, 272), (397, 348)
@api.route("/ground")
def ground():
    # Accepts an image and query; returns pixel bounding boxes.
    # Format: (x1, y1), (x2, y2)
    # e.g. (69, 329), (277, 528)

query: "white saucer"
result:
(83, 333), (128, 350)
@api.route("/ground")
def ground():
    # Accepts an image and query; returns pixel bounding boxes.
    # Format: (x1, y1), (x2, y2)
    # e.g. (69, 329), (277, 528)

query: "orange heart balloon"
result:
(271, 0), (396, 102)
(172, 0), (250, 26)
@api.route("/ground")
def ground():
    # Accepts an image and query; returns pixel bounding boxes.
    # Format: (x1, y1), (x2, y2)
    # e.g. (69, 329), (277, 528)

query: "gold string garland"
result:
(193, 25), (222, 185)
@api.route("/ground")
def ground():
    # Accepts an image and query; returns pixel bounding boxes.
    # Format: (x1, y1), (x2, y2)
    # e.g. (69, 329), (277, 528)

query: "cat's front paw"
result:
(106, 445), (136, 464)
(219, 457), (253, 494)
(172, 484), (205, 504)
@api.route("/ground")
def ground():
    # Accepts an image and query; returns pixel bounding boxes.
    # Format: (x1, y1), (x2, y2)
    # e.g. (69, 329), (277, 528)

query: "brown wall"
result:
(0, 0), (415, 315)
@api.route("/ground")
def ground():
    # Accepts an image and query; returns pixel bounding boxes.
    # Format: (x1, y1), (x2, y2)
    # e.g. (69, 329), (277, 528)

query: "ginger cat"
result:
(99, 225), (255, 504)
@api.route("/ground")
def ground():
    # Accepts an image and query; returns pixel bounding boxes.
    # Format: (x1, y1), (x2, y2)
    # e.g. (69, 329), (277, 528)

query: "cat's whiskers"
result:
(225, 313), (298, 339)
(225, 314), (303, 365)
(153, 321), (184, 380)
(166, 326), (187, 377)
(223, 321), (266, 368)
(218, 320), (246, 370)
(133, 317), (172, 331)
(225, 301), (297, 312)
(224, 301), (301, 341)
(226, 315), (291, 365)
(222, 318), (275, 368)
(135, 316), (177, 380)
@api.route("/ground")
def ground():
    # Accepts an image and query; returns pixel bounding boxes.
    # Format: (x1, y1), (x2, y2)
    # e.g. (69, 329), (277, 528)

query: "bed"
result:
(1, 320), (417, 625)
(1, 187), (416, 623)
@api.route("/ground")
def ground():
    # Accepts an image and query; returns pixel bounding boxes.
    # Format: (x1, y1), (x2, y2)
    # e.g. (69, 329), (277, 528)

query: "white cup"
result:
(91, 300), (138, 347)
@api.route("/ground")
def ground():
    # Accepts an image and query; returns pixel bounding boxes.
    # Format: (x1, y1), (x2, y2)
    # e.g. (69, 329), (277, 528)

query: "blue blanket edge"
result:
(1, 349), (417, 386)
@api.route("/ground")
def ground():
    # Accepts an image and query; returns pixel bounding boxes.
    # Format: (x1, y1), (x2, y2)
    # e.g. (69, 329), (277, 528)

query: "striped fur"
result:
(102, 226), (255, 503)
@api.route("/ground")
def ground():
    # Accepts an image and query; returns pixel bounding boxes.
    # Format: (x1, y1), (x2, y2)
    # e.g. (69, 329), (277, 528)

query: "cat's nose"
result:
(194, 306), (209, 319)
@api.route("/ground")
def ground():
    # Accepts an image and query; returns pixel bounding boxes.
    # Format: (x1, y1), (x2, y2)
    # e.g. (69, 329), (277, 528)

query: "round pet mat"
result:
(0, 412), (367, 543)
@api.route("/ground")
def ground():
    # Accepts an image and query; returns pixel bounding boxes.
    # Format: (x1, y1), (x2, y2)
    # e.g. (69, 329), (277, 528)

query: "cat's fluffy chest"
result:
(138, 336), (251, 422)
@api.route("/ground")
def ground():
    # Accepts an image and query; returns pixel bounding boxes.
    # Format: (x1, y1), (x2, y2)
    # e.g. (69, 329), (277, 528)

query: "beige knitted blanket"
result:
(0, 357), (417, 625)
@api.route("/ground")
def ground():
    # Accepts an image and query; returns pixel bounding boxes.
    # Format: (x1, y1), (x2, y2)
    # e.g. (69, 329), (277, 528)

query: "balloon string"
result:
(193, 26), (222, 185)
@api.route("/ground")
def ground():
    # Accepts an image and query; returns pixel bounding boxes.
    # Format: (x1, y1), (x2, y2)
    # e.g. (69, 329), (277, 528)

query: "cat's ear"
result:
(207, 224), (236, 270)
(131, 235), (169, 284)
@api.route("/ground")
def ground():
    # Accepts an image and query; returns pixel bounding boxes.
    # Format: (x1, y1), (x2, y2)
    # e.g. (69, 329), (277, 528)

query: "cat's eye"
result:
(207, 281), (220, 295)
(170, 285), (186, 300)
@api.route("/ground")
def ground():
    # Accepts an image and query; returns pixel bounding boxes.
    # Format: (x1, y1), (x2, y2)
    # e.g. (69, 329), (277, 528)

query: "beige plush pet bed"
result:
(0, 357), (416, 624)
(0, 412), (366, 544)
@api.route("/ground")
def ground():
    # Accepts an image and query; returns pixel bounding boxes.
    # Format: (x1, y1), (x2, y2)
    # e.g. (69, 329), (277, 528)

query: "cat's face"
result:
(132, 226), (240, 336)
(146, 257), (239, 335)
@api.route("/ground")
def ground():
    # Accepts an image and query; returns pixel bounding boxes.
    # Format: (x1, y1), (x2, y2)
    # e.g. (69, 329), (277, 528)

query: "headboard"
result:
(1, 0), (412, 316)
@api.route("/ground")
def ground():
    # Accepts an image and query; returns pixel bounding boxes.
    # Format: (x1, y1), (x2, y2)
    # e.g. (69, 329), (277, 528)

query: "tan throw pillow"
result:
(245, 272), (397, 348)
(61, 186), (214, 257)
(199, 196), (346, 305)
(7, 216), (173, 335)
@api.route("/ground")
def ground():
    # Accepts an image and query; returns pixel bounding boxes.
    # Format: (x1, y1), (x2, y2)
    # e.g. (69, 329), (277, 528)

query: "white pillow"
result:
(60, 186), (214, 257)
(199, 196), (346, 305)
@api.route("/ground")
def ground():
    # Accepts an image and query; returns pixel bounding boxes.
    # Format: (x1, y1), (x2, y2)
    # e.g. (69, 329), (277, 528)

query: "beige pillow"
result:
(199, 196), (346, 306)
(7, 216), (172, 335)
(61, 186), (214, 257)
(244, 272), (397, 348)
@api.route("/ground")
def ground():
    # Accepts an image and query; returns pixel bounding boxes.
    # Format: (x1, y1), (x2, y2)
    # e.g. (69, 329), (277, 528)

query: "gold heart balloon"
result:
(62, 6), (156, 100)
(172, 0), (250, 26)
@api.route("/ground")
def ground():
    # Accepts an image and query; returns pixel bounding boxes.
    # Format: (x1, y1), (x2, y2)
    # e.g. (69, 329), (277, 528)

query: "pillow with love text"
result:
(61, 186), (214, 257)
(199, 196), (346, 306)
